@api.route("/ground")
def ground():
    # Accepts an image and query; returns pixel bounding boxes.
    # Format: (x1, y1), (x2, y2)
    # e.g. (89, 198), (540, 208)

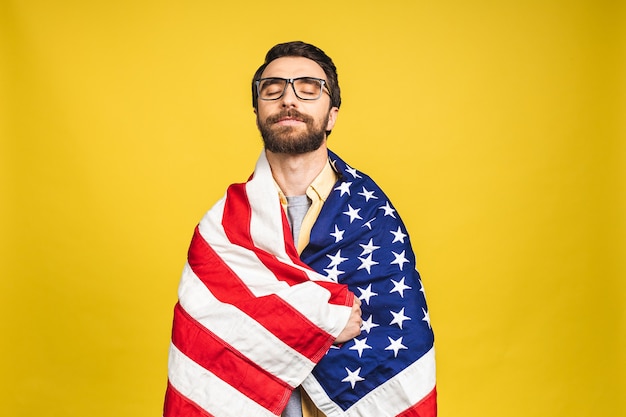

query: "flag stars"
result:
(330, 225), (345, 243)
(323, 265), (345, 282)
(345, 165), (362, 179)
(342, 367), (365, 389)
(334, 182), (352, 196)
(361, 315), (380, 333)
(357, 283), (378, 305)
(390, 307), (411, 329)
(343, 205), (363, 223)
(358, 186), (378, 202)
(422, 307), (431, 329)
(390, 250), (410, 271)
(390, 277), (412, 298)
(359, 238), (380, 256)
(379, 201), (396, 218)
(390, 226), (407, 244)
(326, 249), (348, 268)
(385, 336), (408, 357)
(358, 253), (379, 274)
(349, 338), (372, 357)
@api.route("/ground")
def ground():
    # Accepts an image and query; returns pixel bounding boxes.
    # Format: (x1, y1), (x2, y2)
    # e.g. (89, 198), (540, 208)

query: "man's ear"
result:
(326, 107), (339, 131)
(253, 108), (259, 129)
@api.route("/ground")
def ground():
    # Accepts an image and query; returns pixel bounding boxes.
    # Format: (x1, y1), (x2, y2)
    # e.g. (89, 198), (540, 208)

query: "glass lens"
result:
(293, 78), (322, 99)
(258, 78), (287, 100)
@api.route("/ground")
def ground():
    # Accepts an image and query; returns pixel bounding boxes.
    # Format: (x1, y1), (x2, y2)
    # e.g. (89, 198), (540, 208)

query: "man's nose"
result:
(280, 82), (298, 106)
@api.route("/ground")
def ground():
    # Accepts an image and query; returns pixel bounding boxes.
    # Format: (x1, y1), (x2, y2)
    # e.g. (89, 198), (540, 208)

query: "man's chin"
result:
(263, 136), (325, 155)
(270, 124), (305, 136)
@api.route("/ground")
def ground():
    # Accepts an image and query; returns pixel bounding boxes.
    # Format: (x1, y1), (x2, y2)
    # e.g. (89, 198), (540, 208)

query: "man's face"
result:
(255, 57), (339, 154)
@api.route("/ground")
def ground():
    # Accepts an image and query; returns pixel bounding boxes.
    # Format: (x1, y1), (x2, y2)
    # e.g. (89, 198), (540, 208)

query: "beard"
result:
(258, 109), (328, 154)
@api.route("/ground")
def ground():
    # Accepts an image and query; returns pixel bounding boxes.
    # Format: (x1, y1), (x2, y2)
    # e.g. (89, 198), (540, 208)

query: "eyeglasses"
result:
(255, 77), (330, 101)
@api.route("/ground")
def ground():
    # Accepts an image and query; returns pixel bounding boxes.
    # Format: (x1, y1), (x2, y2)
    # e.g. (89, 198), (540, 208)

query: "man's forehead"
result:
(261, 56), (326, 79)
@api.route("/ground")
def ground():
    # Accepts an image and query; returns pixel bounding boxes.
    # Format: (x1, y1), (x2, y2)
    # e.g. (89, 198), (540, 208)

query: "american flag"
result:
(164, 150), (436, 417)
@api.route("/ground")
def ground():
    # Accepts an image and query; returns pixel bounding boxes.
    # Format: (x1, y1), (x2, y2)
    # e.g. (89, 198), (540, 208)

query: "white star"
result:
(357, 283), (378, 305)
(349, 338), (372, 357)
(390, 277), (412, 298)
(419, 279), (426, 295)
(361, 315), (379, 333)
(390, 226), (407, 243)
(422, 307), (431, 329)
(330, 225), (345, 242)
(357, 253), (379, 274)
(358, 186), (377, 202)
(385, 336), (408, 357)
(391, 250), (409, 271)
(334, 182), (352, 196)
(359, 238), (380, 256)
(390, 307), (411, 329)
(326, 249), (348, 268)
(379, 201), (396, 218)
(341, 367), (365, 389)
(323, 265), (345, 282)
(343, 205), (362, 223)
(345, 165), (362, 179)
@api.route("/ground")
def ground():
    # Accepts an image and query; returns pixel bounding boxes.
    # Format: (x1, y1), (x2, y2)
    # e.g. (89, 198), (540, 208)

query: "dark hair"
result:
(251, 41), (341, 110)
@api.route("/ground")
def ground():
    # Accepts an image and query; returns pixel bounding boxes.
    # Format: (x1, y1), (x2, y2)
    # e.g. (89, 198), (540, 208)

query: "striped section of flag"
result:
(164, 152), (354, 417)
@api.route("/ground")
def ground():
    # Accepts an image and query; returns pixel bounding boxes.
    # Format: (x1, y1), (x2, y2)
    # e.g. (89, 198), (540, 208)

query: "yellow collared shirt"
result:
(277, 159), (338, 254)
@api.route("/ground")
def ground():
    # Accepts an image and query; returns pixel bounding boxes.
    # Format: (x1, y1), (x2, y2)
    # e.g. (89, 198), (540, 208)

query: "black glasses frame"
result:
(255, 77), (330, 101)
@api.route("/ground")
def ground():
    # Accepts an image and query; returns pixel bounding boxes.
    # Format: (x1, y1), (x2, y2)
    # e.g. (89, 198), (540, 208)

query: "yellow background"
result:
(1, 1), (624, 416)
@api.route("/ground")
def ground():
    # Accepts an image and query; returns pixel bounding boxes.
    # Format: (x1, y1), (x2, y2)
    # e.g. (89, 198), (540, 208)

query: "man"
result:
(164, 41), (436, 417)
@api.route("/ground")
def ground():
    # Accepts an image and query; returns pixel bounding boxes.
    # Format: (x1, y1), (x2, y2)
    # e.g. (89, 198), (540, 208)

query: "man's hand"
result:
(334, 296), (362, 344)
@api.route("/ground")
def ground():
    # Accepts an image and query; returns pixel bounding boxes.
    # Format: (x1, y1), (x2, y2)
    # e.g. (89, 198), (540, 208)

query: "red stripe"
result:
(396, 387), (437, 417)
(164, 381), (215, 417)
(188, 225), (342, 362)
(171, 303), (290, 414)
(220, 183), (254, 248)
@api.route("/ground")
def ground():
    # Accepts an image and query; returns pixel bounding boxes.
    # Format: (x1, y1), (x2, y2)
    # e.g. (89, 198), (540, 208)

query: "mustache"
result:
(265, 109), (314, 125)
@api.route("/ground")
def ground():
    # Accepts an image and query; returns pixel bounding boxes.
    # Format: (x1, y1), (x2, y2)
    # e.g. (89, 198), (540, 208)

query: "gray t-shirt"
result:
(285, 195), (311, 246)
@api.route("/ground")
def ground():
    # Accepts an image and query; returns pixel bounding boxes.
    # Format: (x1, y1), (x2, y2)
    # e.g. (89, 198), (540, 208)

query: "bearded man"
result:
(164, 41), (437, 417)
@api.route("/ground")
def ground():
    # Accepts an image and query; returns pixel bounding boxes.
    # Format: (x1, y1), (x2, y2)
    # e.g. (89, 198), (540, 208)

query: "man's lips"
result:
(275, 117), (305, 125)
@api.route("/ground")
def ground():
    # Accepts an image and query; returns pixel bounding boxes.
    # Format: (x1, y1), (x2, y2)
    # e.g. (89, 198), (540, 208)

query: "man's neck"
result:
(266, 144), (329, 197)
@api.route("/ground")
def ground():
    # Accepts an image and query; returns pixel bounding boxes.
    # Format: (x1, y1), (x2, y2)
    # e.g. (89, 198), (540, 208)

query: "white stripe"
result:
(302, 347), (436, 417)
(168, 343), (277, 417)
(178, 263), (314, 386)
(246, 151), (287, 259)
(269, 280), (351, 338)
